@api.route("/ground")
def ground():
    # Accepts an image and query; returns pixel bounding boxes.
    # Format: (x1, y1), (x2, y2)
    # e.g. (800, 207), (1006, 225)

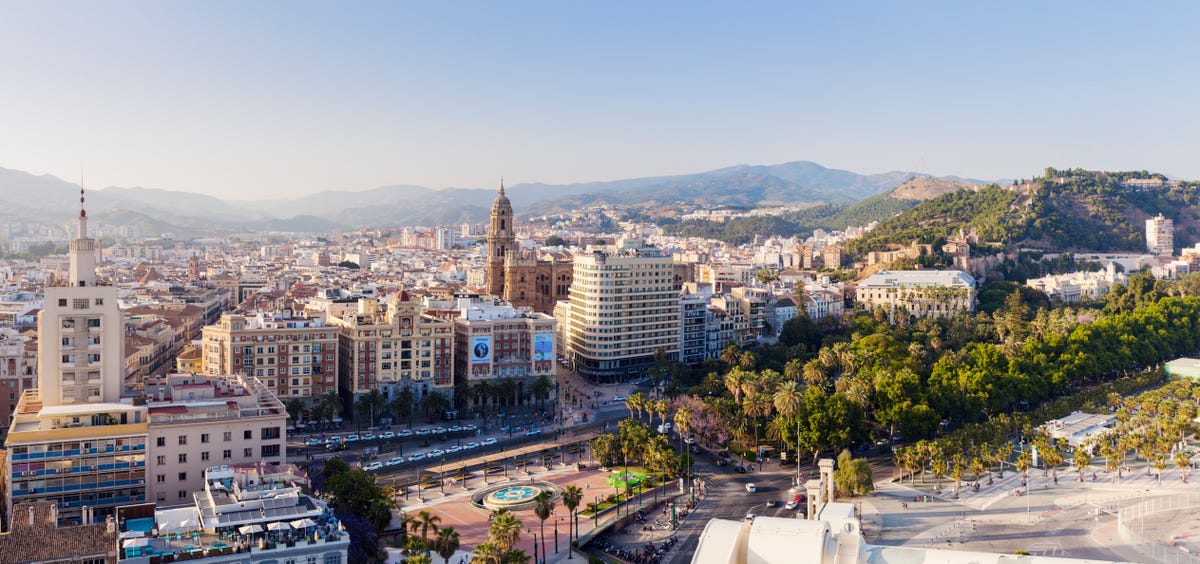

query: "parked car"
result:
(409, 453), (427, 461)
(526, 429), (542, 437)
(380, 431), (395, 440)
(361, 433), (376, 441)
(464, 424), (478, 431)
(481, 437), (498, 446)
(613, 395), (626, 401)
(745, 483), (757, 493)
(464, 442), (480, 450)
(386, 457), (405, 466)
(446, 445), (462, 454)
(416, 428), (431, 436)
(766, 499), (777, 508)
(449, 426), (463, 433)
(429, 449), (446, 457)
(306, 438), (323, 446)
(398, 429), (414, 437)
(363, 462), (383, 471)
(433, 427), (447, 434)
(344, 434), (360, 442)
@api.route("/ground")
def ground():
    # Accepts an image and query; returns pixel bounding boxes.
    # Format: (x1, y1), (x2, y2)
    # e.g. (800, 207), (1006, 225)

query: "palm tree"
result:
(802, 359), (828, 389)
(720, 344), (741, 368)
(470, 541), (504, 564)
(930, 451), (948, 492)
(390, 386), (416, 428)
(996, 443), (1014, 478)
(285, 398), (307, 425)
(772, 381), (802, 418)
(533, 491), (555, 562)
(1042, 442), (1064, 484)
(783, 358), (803, 382)
(408, 555), (433, 564)
(409, 510), (441, 549)
(530, 375), (554, 411)
(1154, 456), (1168, 486)
(1074, 446), (1091, 482)
(473, 381), (493, 415)
(317, 391), (342, 429)
(435, 526), (461, 562)
(950, 459), (965, 499)
(1175, 451), (1192, 483)
(488, 509), (523, 552)
(739, 372), (760, 404)
(356, 388), (386, 428)
(561, 485), (583, 543)
(1015, 451), (1032, 485)
(738, 351), (757, 371)
(970, 457), (986, 483)
(366, 498), (394, 532)
(725, 369), (748, 404)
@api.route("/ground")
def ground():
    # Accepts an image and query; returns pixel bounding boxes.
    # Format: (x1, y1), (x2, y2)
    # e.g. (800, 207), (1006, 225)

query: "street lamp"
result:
(554, 514), (560, 554)
(529, 528), (538, 564)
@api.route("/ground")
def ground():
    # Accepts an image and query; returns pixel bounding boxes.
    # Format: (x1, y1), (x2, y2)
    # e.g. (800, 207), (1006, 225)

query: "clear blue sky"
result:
(2, 1), (1197, 199)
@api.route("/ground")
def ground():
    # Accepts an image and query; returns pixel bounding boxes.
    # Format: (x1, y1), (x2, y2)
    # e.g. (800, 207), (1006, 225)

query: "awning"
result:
(123, 537), (151, 548)
(290, 518), (317, 529)
(267, 521), (292, 531)
(238, 524), (263, 534)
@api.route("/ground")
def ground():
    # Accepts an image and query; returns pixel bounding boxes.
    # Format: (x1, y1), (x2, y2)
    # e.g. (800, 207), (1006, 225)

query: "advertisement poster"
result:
(471, 335), (492, 364)
(534, 333), (553, 361)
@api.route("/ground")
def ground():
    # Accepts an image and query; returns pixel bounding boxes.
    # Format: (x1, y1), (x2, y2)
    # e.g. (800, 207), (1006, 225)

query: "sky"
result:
(2, 1), (1199, 200)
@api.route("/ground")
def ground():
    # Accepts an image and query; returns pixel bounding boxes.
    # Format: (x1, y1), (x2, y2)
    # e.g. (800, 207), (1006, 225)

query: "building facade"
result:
(558, 239), (681, 380)
(486, 184), (575, 314)
(143, 373), (287, 506)
(328, 292), (455, 406)
(856, 269), (976, 319)
(1147, 213), (1175, 255)
(452, 295), (556, 411)
(7, 205), (151, 525)
(200, 313), (338, 403)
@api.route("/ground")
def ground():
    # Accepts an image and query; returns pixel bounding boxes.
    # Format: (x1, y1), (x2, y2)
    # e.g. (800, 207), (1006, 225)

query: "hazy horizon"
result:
(3, 2), (1198, 200)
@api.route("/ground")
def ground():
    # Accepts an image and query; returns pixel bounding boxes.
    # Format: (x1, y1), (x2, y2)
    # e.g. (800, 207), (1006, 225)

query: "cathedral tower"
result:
(486, 181), (514, 296)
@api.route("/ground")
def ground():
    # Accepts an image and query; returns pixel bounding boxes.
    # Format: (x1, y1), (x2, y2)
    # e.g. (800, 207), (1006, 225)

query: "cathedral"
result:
(486, 182), (573, 314)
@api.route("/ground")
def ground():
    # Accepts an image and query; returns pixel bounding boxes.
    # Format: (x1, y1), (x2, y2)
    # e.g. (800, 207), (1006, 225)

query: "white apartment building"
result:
(1025, 263), (1127, 303)
(856, 269), (976, 319)
(1147, 213), (1174, 255)
(558, 239), (681, 380)
(7, 206), (151, 525)
(144, 373), (287, 506)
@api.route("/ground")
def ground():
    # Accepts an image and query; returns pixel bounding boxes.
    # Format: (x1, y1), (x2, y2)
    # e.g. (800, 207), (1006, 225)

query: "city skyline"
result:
(3, 2), (1199, 199)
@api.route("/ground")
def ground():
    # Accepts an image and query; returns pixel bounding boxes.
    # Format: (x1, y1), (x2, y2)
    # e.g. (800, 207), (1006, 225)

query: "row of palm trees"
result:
(402, 509), (461, 563)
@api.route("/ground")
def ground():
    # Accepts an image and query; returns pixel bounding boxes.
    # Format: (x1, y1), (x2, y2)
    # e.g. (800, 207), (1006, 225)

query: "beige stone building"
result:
(143, 372), (287, 506)
(200, 312), (338, 403)
(327, 292), (455, 405)
(486, 183), (574, 314)
(452, 295), (556, 410)
(856, 269), (976, 319)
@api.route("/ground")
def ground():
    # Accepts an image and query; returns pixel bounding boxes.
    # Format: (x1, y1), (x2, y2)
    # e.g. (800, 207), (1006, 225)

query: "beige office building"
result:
(201, 313), (338, 403)
(143, 373), (287, 506)
(558, 239), (680, 380)
(7, 205), (150, 525)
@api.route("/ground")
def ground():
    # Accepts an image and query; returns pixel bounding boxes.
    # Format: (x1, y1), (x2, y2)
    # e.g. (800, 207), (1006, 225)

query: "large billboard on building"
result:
(471, 335), (492, 364)
(534, 333), (553, 361)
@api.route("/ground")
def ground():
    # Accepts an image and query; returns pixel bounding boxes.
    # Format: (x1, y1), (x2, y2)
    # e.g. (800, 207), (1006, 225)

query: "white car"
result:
(447, 445), (462, 454)
(380, 431), (395, 440)
(429, 449), (446, 458)
(481, 438), (498, 447)
(409, 453), (427, 462)
(464, 424), (478, 431)
(306, 438), (323, 446)
(464, 442), (480, 450)
(614, 395), (626, 402)
(416, 428), (431, 436)
(386, 457), (405, 466)
(744, 513), (756, 522)
(449, 425), (463, 432)
(745, 483), (757, 493)
(398, 429), (414, 437)
(344, 434), (360, 442)
(363, 462), (383, 471)
(361, 433), (376, 441)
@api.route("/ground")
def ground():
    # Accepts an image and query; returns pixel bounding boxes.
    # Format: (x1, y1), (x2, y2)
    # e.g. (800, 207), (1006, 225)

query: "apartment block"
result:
(201, 313), (338, 402)
(856, 269), (976, 319)
(143, 373), (287, 506)
(452, 295), (556, 409)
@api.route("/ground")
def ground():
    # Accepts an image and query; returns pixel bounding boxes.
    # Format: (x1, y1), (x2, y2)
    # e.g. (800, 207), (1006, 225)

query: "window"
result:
(95, 298), (104, 306)
(178, 453), (187, 463)
(87, 318), (100, 328)
(224, 432), (232, 442)
(244, 430), (252, 440)
(201, 433), (209, 444)
(58, 299), (67, 307)
(201, 451), (210, 461)
(156, 474), (165, 483)
(178, 472), (187, 481)
(157, 455), (166, 465)
(223, 450), (232, 460)
(178, 435), (187, 446)
(261, 427), (281, 440)
(243, 447), (252, 458)
(262, 444), (280, 458)
(325, 555), (342, 564)
(179, 490), (187, 499)
(156, 437), (166, 447)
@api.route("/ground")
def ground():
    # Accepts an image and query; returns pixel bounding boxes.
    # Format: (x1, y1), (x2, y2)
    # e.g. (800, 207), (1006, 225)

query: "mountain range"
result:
(0, 162), (996, 237)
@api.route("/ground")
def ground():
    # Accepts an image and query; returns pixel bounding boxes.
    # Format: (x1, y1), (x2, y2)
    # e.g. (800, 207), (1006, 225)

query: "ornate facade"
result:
(486, 183), (574, 314)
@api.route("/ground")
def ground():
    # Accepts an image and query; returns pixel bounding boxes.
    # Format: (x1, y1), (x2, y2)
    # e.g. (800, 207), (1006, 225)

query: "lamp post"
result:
(593, 496), (600, 527)
(554, 514), (560, 554)
(529, 528), (538, 564)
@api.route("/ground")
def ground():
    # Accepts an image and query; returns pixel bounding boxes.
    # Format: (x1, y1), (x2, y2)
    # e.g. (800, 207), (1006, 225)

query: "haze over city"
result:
(3, 2), (1200, 199)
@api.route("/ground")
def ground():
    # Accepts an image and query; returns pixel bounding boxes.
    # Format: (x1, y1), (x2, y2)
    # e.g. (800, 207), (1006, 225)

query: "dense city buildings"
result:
(557, 239), (681, 379)
(200, 313), (338, 403)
